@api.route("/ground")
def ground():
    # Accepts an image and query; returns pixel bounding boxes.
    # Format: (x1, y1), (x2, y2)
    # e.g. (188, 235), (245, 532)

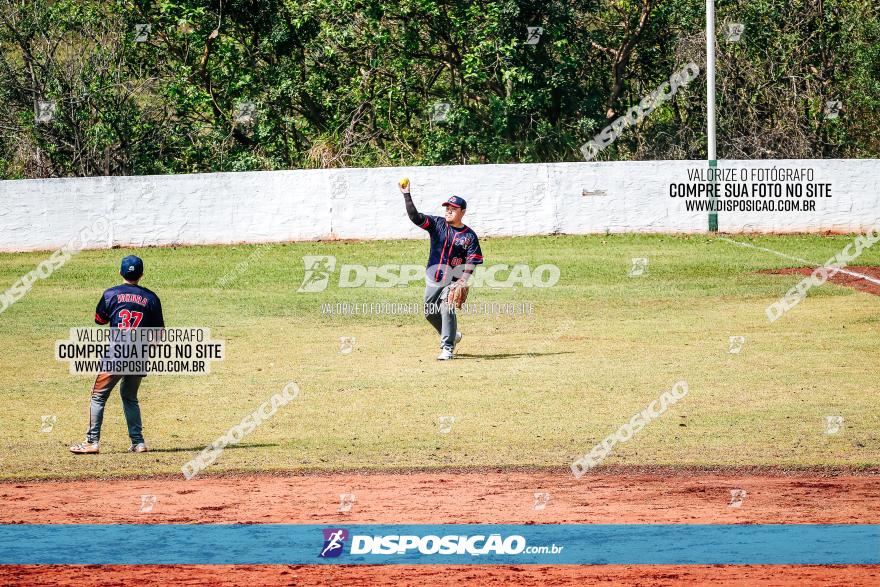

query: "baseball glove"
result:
(446, 282), (469, 309)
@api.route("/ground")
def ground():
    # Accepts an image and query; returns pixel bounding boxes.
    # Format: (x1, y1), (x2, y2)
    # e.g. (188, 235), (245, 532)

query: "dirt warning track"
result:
(1, 470), (878, 585)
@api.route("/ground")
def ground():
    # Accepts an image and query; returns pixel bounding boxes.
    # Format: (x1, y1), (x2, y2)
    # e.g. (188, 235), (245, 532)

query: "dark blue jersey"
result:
(95, 284), (164, 329)
(418, 215), (483, 283)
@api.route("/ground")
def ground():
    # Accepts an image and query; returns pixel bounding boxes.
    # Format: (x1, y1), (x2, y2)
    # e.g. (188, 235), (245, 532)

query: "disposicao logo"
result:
(350, 534), (527, 556)
(299, 255), (337, 293)
(321, 532), (527, 556)
(319, 528), (349, 558)
(318, 529), (563, 559)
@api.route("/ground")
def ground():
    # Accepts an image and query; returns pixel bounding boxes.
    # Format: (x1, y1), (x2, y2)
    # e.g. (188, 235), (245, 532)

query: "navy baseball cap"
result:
(442, 195), (467, 209)
(120, 255), (144, 279)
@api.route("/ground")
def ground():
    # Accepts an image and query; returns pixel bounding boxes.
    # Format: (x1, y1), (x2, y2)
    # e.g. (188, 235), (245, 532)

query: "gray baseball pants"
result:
(424, 280), (458, 350)
(86, 373), (145, 444)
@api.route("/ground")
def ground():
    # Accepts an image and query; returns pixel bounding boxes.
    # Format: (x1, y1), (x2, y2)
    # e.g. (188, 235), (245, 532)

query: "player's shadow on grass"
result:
(148, 443), (279, 453)
(454, 351), (573, 360)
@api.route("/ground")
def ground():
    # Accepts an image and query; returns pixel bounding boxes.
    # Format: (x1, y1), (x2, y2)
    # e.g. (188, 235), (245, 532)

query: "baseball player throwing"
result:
(69, 255), (164, 454)
(399, 179), (483, 360)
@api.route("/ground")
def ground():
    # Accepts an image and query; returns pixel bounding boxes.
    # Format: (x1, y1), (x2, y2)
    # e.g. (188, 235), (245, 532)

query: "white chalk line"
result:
(718, 237), (880, 286)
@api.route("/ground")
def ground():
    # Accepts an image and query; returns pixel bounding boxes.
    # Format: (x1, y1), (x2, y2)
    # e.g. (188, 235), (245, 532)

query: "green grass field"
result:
(1, 234), (878, 480)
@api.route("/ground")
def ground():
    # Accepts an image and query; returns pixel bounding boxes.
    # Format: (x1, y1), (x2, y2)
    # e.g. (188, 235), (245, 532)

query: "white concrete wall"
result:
(0, 159), (877, 251)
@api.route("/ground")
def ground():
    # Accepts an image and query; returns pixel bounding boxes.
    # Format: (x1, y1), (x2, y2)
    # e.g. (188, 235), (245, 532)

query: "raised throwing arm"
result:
(399, 178), (427, 227)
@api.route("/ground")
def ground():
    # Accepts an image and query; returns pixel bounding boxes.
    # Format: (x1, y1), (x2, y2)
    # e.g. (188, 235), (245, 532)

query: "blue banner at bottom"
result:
(0, 524), (877, 565)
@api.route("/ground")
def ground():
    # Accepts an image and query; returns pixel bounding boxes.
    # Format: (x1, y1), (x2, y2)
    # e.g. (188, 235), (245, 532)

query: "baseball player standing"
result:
(399, 179), (483, 360)
(69, 255), (164, 454)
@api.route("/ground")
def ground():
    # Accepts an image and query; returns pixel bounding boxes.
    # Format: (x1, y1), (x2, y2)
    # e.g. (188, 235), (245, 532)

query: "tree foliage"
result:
(0, 0), (877, 178)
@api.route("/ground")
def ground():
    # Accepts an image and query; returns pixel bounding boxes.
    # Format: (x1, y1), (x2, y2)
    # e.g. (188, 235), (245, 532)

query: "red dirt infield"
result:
(1, 469), (878, 585)
(763, 265), (880, 296)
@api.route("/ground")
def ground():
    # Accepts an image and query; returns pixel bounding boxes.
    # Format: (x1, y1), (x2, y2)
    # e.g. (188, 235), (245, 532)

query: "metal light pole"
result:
(707, 0), (718, 231)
